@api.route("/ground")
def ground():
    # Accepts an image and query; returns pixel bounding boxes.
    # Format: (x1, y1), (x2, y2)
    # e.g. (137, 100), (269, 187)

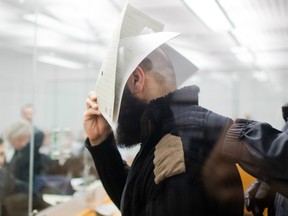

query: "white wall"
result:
(0, 48), (99, 136)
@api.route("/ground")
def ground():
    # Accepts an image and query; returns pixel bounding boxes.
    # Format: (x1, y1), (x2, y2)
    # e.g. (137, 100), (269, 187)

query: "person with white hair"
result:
(2, 121), (50, 215)
(4, 120), (31, 164)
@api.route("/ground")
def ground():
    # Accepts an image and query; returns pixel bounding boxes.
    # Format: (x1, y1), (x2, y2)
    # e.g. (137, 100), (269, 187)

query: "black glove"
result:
(245, 179), (275, 216)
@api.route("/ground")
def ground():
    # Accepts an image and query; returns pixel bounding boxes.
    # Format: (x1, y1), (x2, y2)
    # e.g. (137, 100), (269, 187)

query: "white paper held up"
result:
(95, 1), (198, 129)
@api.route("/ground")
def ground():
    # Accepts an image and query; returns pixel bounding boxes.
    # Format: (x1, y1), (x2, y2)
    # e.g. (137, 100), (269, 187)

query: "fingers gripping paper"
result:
(95, 1), (198, 129)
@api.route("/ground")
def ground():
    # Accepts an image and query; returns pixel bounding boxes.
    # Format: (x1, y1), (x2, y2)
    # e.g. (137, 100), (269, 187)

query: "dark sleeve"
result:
(222, 119), (288, 180)
(85, 133), (129, 208)
(0, 168), (16, 199)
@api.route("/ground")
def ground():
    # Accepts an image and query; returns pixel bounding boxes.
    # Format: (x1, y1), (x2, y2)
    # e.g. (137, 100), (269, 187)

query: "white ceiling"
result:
(0, 0), (287, 83)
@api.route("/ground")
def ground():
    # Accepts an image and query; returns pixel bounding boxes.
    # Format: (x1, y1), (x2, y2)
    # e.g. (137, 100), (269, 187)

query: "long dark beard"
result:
(116, 87), (147, 148)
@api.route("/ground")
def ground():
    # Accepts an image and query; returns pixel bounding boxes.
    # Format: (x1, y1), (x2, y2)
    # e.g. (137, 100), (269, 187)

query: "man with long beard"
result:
(83, 46), (244, 216)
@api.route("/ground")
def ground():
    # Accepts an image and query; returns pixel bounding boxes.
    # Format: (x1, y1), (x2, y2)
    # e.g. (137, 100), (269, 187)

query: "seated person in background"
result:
(0, 137), (16, 215)
(19, 106), (70, 196)
(0, 137), (15, 202)
(4, 120), (31, 167)
(4, 120), (50, 191)
(4, 120), (32, 191)
(219, 103), (288, 216)
(2, 121), (50, 215)
(0, 135), (34, 216)
(84, 46), (244, 216)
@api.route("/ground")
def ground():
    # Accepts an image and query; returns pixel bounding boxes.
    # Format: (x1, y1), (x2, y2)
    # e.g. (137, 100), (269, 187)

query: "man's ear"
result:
(127, 66), (145, 94)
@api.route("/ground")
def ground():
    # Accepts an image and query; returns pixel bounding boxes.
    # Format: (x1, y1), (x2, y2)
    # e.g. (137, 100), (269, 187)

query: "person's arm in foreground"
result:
(222, 119), (288, 196)
(83, 91), (129, 208)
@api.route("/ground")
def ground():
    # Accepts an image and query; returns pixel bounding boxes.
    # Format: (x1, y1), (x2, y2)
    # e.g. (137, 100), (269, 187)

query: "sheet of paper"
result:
(120, 4), (164, 38)
(95, 1), (165, 128)
(94, 1), (128, 126)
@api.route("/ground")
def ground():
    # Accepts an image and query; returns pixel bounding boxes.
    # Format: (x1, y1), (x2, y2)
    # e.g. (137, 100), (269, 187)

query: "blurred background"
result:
(0, 0), (287, 215)
(1, 0), (287, 132)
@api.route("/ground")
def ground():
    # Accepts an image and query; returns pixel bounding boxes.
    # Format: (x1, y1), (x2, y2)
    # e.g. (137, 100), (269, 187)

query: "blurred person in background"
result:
(4, 120), (31, 168)
(0, 137), (16, 215)
(0, 138), (5, 167)
(2, 121), (50, 215)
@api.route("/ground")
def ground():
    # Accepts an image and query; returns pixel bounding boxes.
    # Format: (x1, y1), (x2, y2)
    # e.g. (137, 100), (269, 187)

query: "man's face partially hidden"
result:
(116, 86), (147, 148)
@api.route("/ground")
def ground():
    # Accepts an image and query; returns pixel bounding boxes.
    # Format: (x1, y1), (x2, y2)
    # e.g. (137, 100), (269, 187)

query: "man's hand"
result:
(83, 91), (112, 146)
(245, 180), (275, 216)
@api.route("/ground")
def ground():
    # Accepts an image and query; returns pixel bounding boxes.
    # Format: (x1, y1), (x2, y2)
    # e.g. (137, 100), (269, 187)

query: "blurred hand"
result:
(245, 180), (275, 216)
(83, 91), (112, 146)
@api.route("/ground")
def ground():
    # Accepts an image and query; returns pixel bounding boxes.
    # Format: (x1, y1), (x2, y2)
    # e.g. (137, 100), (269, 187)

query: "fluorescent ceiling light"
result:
(183, 0), (233, 31)
(253, 71), (268, 82)
(23, 13), (94, 41)
(46, 1), (120, 32)
(232, 29), (276, 50)
(36, 28), (68, 48)
(231, 46), (255, 63)
(37, 55), (85, 70)
(230, 46), (249, 54)
(234, 53), (255, 63)
(255, 52), (288, 68)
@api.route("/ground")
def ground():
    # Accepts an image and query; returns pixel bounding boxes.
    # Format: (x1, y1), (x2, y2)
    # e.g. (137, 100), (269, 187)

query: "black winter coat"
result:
(86, 86), (244, 216)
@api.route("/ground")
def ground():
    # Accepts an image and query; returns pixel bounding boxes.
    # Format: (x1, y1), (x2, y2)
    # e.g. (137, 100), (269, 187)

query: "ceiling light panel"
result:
(252, 71), (268, 82)
(256, 51), (288, 69)
(23, 13), (97, 42)
(37, 54), (85, 70)
(219, 0), (288, 30)
(0, 1), (25, 26)
(183, 0), (233, 31)
(44, 0), (121, 36)
(233, 28), (288, 51)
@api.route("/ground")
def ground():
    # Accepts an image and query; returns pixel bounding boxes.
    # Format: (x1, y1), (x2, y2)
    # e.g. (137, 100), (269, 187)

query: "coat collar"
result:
(140, 85), (200, 143)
